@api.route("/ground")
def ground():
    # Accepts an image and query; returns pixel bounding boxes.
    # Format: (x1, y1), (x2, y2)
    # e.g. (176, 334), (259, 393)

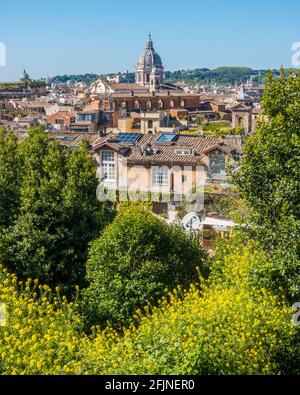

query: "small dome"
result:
(20, 69), (30, 81)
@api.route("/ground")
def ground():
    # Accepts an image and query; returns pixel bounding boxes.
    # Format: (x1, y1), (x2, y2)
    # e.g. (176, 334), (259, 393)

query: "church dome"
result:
(20, 69), (30, 82)
(137, 34), (163, 69)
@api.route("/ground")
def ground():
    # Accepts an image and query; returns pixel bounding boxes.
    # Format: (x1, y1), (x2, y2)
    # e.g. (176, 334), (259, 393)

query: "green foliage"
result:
(1, 244), (299, 376)
(0, 130), (21, 228)
(51, 74), (101, 85)
(51, 68), (285, 87)
(0, 83), (28, 90)
(0, 81), (46, 90)
(164, 67), (281, 85)
(82, 206), (206, 328)
(51, 73), (135, 85)
(79, 244), (300, 375)
(233, 70), (300, 301)
(0, 127), (109, 291)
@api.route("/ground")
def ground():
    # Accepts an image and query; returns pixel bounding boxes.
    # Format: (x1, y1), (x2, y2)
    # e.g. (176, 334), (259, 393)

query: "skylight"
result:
(156, 134), (178, 143)
(63, 136), (76, 142)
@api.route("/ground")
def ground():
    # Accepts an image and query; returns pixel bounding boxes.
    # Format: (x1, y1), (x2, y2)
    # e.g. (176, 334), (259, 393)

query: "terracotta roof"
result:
(52, 133), (100, 148)
(110, 92), (201, 98)
(83, 100), (100, 111)
(12, 132), (100, 148)
(93, 134), (237, 165)
(48, 111), (75, 122)
(110, 83), (149, 91)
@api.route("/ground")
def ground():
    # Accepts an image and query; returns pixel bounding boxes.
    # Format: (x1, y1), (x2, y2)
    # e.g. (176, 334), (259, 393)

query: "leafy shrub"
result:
(81, 206), (206, 328)
(0, 243), (298, 375)
(79, 245), (300, 375)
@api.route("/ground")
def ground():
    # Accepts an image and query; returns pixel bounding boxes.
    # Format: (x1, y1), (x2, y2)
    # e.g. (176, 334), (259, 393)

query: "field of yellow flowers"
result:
(0, 244), (299, 375)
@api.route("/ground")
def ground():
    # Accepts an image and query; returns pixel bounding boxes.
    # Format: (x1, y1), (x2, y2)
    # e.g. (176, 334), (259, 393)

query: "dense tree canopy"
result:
(0, 130), (21, 228)
(82, 206), (206, 328)
(234, 70), (300, 300)
(51, 67), (283, 86)
(0, 127), (109, 290)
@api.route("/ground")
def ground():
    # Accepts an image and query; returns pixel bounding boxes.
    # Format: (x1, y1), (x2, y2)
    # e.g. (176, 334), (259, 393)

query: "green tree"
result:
(0, 129), (21, 228)
(82, 206), (206, 328)
(0, 127), (109, 290)
(233, 70), (300, 300)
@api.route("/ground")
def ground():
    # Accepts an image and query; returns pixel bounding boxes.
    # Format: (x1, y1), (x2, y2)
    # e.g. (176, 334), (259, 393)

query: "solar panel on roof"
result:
(117, 133), (142, 144)
(156, 134), (178, 143)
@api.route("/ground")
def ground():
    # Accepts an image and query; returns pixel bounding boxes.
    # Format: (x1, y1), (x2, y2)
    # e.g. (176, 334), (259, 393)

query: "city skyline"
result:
(1, 0), (300, 82)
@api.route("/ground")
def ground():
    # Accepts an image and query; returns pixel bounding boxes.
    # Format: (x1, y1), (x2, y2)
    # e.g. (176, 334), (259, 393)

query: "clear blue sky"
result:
(0, 0), (299, 81)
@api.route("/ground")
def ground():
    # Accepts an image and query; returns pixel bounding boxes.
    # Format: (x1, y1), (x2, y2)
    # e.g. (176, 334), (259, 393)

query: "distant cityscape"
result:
(0, 2), (300, 378)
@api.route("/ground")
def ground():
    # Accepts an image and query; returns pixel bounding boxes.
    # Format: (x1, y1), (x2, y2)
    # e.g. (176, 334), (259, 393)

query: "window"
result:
(148, 120), (153, 129)
(77, 113), (95, 122)
(101, 150), (115, 181)
(134, 100), (140, 110)
(152, 166), (169, 186)
(231, 150), (240, 161)
(209, 151), (226, 175)
(156, 134), (178, 143)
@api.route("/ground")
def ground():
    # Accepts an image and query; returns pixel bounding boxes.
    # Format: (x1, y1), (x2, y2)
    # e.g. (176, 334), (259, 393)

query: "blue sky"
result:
(0, 0), (299, 81)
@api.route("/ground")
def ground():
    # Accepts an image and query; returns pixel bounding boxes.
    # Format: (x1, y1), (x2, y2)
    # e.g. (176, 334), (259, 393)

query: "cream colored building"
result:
(93, 133), (241, 208)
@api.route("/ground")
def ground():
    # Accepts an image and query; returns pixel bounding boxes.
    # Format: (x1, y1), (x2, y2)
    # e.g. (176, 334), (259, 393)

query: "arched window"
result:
(147, 100), (152, 110)
(158, 99), (164, 109)
(146, 74), (150, 83)
(148, 120), (153, 129)
(170, 99), (175, 108)
(180, 99), (186, 108)
(121, 101), (127, 109)
(134, 100), (140, 110)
